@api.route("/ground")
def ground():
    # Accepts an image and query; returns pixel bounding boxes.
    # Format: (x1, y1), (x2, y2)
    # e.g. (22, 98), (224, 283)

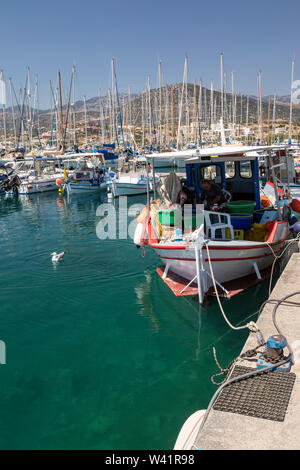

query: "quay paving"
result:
(194, 252), (300, 450)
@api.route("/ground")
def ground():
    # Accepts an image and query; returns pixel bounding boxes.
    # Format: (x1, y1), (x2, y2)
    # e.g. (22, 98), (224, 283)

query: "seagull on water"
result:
(50, 251), (66, 262)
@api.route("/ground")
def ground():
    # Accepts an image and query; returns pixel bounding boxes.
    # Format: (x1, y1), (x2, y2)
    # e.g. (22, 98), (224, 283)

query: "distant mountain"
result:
(2, 85), (300, 139)
(263, 94), (291, 104)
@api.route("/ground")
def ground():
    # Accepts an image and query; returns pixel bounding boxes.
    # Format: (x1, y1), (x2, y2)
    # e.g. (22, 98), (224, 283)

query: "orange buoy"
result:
(27, 184), (33, 189)
(56, 178), (62, 187)
(291, 198), (300, 214)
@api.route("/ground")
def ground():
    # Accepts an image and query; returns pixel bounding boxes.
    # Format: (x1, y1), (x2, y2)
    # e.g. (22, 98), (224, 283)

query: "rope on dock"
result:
(193, 290), (300, 448)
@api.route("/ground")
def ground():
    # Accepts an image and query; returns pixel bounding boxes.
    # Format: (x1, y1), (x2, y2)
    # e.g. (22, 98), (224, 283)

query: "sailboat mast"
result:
(272, 93), (276, 140)
(231, 72), (235, 137)
(220, 52), (224, 121)
(72, 65), (76, 146)
(176, 56), (187, 149)
(158, 61), (162, 148)
(0, 71), (6, 152)
(83, 95), (88, 146)
(147, 75), (152, 147)
(289, 58), (295, 143)
(9, 77), (17, 149)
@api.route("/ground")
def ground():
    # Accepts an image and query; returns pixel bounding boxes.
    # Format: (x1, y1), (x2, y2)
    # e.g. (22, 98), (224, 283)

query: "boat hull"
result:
(149, 221), (290, 290)
(67, 182), (107, 193)
(17, 179), (59, 194)
(112, 181), (152, 197)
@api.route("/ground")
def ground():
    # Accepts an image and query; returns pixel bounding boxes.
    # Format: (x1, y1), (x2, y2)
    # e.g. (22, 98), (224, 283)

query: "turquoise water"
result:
(0, 191), (270, 450)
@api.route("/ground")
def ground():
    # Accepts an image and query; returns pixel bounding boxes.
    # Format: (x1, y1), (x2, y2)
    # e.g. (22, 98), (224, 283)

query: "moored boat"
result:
(134, 145), (291, 302)
(112, 172), (160, 198)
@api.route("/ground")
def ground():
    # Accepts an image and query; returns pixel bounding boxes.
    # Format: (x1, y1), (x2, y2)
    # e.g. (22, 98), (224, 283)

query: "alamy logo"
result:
(0, 340), (6, 365)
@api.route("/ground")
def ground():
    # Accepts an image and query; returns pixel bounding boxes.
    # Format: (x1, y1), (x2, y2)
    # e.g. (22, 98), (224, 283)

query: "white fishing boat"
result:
(15, 157), (66, 194)
(111, 172), (160, 197)
(18, 175), (64, 194)
(65, 168), (111, 193)
(133, 145), (291, 302)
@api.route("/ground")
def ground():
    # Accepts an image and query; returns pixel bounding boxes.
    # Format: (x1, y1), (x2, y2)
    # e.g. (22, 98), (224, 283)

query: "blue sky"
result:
(1, 0), (300, 107)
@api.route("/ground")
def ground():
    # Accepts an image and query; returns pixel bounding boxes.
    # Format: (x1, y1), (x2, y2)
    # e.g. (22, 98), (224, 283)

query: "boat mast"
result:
(158, 60), (162, 148)
(147, 75), (152, 147)
(210, 80), (214, 133)
(27, 67), (32, 149)
(165, 85), (169, 147)
(258, 71), (264, 143)
(231, 72), (235, 138)
(72, 65), (76, 146)
(272, 93), (276, 141)
(34, 74), (41, 147)
(193, 80), (197, 142)
(58, 71), (63, 149)
(9, 77), (17, 149)
(83, 95), (88, 146)
(289, 58), (295, 143)
(220, 52), (224, 122)
(128, 86), (132, 147)
(141, 89), (145, 148)
(176, 55), (188, 149)
(0, 70), (6, 152)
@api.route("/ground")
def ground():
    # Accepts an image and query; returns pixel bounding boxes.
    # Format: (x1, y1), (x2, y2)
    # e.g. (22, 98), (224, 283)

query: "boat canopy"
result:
(144, 145), (285, 162)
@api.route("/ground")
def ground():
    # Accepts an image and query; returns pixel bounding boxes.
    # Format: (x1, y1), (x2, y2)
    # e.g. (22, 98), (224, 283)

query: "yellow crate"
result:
(234, 229), (244, 240)
(225, 228), (244, 240)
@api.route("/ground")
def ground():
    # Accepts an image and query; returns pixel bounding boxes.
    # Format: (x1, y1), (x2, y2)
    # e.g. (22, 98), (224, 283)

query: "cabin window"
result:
(239, 161), (252, 179)
(197, 165), (222, 187)
(225, 161), (235, 179)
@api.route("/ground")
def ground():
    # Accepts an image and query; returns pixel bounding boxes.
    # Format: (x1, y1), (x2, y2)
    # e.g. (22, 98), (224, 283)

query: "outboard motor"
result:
(0, 164), (21, 194)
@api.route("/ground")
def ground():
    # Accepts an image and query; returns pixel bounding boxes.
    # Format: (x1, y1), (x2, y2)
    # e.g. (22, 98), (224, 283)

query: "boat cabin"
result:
(185, 153), (261, 209)
(73, 168), (105, 183)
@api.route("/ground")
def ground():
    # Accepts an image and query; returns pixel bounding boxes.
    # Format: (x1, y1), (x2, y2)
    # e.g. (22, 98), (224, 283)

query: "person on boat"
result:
(199, 179), (226, 210)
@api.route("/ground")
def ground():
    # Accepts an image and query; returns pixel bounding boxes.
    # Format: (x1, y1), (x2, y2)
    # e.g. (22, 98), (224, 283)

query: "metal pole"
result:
(152, 157), (156, 199)
(146, 157), (150, 207)
(269, 150), (282, 220)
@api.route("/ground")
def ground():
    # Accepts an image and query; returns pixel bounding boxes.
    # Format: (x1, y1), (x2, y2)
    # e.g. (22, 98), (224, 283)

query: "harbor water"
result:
(0, 191), (274, 449)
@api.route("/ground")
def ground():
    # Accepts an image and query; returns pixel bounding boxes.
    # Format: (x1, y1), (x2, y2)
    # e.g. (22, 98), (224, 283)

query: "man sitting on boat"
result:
(199, 179), (227, 210)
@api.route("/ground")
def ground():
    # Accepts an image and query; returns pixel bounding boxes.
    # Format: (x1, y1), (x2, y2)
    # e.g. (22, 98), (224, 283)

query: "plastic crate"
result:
(233, 229), (244, 240)
(158, 208), (182, 226)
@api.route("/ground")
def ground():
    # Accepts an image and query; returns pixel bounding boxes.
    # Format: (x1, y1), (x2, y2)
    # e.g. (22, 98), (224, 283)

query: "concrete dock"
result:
(194, 251), (300, 450)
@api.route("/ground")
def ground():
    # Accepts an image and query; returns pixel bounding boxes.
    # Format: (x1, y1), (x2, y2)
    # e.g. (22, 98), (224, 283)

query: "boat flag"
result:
(63, 167), (68, 183)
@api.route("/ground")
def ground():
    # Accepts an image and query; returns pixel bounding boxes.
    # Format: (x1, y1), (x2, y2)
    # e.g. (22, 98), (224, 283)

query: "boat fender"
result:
(134, 222), (143, 245)
(291, 198), (300, 214)
(137, 207), (148, 223)
(134, 217), (149, 247)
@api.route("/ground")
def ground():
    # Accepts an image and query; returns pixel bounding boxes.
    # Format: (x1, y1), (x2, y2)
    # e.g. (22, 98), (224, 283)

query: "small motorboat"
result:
(64, 168), (113, 193)
(111, 172), (160, 197)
